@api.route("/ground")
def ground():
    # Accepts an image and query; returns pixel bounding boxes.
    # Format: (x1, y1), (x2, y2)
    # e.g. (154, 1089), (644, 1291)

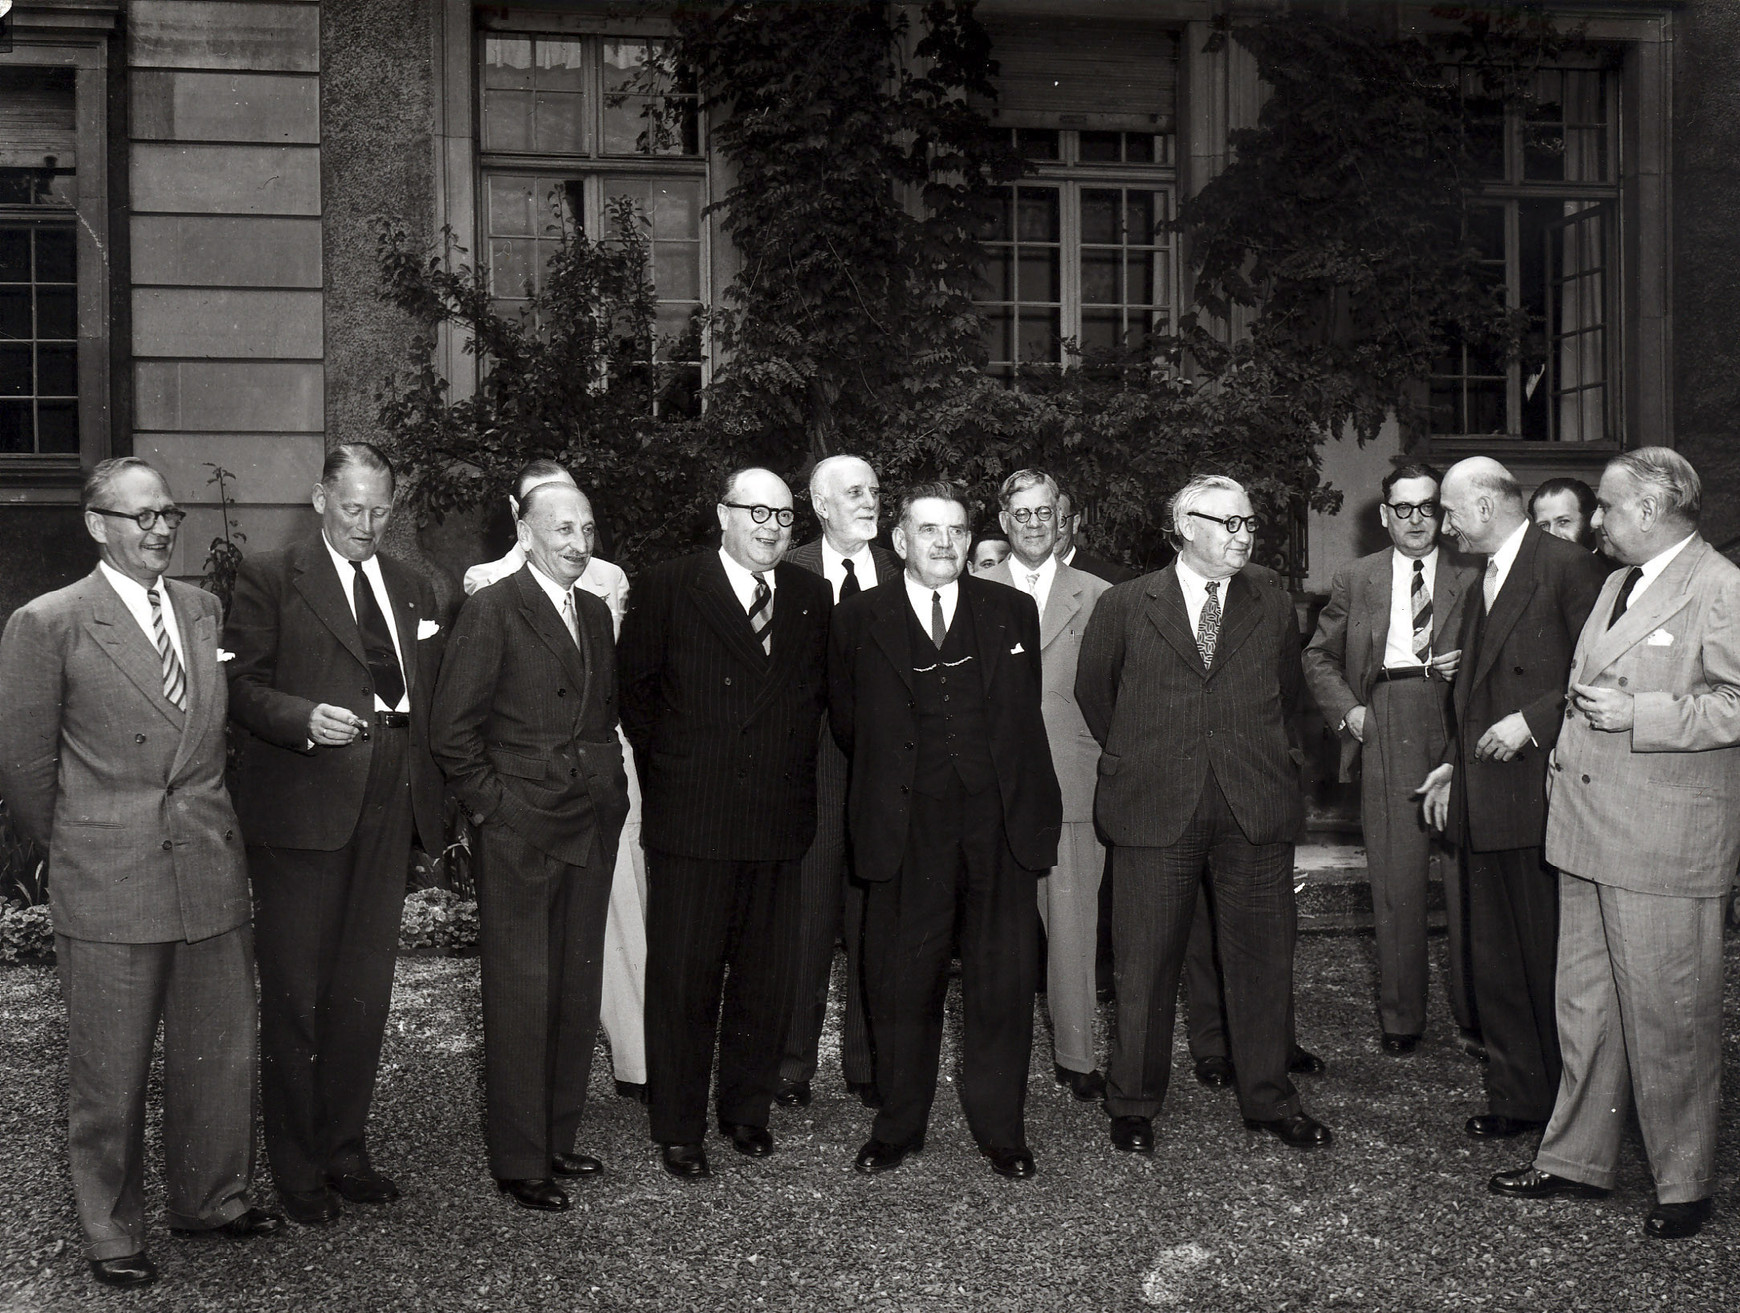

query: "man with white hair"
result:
(1077, 474), (1331, 1152)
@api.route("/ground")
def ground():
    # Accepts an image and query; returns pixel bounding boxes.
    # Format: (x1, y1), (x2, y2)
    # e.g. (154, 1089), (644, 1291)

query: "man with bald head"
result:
(619, 467), (831, 1178)
(1418, 457), (1605, 1142)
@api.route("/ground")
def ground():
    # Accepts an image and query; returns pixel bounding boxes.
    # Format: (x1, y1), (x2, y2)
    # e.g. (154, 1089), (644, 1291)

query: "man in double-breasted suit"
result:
(0, 458), (281, 1290)
(433, 482), (630, 1212)
(1304, 463), (1476, 1053)
(1077, 474), (1332, 1153)
(226, 443), (446, 1223)
(986, 468), (1111, 1103)
(1490, 449), (1739, 1242)
(831, 481), (1061, 1180)
(1419, 458), (1606, 1142)
(618, 467), (831, 1179)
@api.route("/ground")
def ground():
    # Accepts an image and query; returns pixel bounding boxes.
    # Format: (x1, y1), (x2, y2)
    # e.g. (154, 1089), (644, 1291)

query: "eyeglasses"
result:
(1006, 506), (1055, 525)
(1385, 500), (1439, 521)
(723, 502), (795, 527)
(1188, 510), (1261, 535)
(89, 506), (189, 532)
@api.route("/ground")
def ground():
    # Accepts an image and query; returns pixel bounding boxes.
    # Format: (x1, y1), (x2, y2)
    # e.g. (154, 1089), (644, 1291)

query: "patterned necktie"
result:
(1608, 566), (1644, 629)
(840, 556), (861, 601)
(147, 587), (187, 711)
(1027, 571), (1041, 595)
(749, 572), (773, 655)
(1410, 559), (1433, 662)
(1482, 557), (1499, 613)
(351, 561), (406, 708)
(1196, 579), (1221, 668)
(931, 590), (947, 650)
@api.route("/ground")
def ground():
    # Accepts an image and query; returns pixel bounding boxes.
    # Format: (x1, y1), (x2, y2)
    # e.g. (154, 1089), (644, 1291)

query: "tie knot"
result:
(1485, 559), (1498, 576)
(841, 557), (855, 573)
(147, 587), (162, 604)
(1413, 559), (1424, 574)
(1205, 580), (1219, 596)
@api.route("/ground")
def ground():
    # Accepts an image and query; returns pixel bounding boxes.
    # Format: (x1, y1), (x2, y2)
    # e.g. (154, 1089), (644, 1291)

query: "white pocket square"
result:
(216, 648), (235, 663)
(1010, 643), (1024, 655)
(1646, 628), (1675, 647)
(417, 619), (441, 640)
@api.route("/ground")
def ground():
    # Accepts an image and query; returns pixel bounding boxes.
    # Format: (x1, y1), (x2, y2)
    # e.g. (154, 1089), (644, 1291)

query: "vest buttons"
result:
(569, 767), (580, 779)
(161, 839), (173, 851)
(724, 676), (733, 686)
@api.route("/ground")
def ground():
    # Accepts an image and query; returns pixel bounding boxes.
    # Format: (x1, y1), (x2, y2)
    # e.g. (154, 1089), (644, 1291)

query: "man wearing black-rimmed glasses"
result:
(617, 467), (830, 1179)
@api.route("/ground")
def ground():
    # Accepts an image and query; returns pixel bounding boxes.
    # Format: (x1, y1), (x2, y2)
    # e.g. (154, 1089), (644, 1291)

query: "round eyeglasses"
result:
(723, 502), (795, 528)
(1006, 506), (1056, 525)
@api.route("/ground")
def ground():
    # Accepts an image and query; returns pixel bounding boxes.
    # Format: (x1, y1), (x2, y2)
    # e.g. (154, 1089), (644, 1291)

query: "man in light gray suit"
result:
(1489, 448), (1739, 1241)
(0, 458), (281, 1291)
(987, 468), (1111, 1102)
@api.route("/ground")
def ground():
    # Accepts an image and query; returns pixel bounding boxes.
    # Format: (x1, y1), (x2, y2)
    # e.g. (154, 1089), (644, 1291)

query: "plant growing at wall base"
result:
(199, 463), (247, 616)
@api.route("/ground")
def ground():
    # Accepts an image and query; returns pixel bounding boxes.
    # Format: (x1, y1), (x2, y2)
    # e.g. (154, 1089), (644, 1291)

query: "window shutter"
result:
(0, 69), (77, 170)
(979, 21), (1178, 132)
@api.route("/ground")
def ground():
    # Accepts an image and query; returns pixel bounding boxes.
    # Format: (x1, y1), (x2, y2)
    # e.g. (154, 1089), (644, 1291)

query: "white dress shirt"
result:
(1625, 531), (1694, 604)
(523, 557), (583, 640)
(98, 560), (186, 668)
(718, 547), (776, 612)
(1383, 547), (1439, 668)
(1483, 519), (1530, 612)
(821, 537), (882, 603)
(322, 533), (409, 712)
(1011, 552), (1057, 617)
(1174, 557), (1230, 633)
(904, 574), (959, 634)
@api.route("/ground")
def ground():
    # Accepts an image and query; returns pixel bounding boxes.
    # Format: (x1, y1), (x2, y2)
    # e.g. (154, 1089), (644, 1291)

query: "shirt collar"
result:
(822, 535), (873, 573)
(524, 557), (576, 611)
(1490, 519), (1529, 576)
(717, 546), (774, 593)
(904, 573), (958, 611)
(97, 559), (164, 605)
(1015, 552), (1057, 591)
(1395, 545), (1439, 576)
(1634, 531), (1696, 591)
(1174, 555), (1229, 596)
(322, 530), (382, 588)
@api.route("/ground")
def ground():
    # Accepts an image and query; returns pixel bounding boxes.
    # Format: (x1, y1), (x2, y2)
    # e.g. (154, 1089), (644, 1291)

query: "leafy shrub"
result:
(399, 886), (479, 953)
(0, 902), (53, 963)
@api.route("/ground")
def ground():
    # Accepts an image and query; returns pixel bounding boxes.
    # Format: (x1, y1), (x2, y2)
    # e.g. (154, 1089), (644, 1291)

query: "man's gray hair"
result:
(1608, 447), (1701, 523)
(808, 454), (872, 501)
(998, 468), (1059, 510)
(82, 457), (167, 510)
(1168, 474), (1245, 535)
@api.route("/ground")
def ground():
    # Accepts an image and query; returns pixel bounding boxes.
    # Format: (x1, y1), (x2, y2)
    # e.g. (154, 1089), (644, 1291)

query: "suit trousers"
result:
(1466, 844), (1562, 1120)
(1109, 770), (1300, 1124)
(863, 777), (1038, 1152)
(1040, 820), (1103, 1074)
(1533, 872), (1724, 1204)
(1182, 882), (1297, 1062)
(56, 927), (256, 1260)
(781, 726), (874, 1087)
(598, 738), (648, 1085)
(252, 724), (413, 1192)
(644, 850), (802, 1145)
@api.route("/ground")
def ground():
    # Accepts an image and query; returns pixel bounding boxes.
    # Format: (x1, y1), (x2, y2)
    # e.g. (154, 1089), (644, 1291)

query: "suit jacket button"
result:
(1513, 666), (1525, 675)
(900, 784), (910, 794)
(161, 839), (172, 851)
(135, 733), (147, 744)
(1581, 774), (1591, 783)
(724, 676), (733, 686)
(903, 741), (913, 750)
(557, 688), (567, 697)
(223, 829), (234, 841)
(1618, 677), (1628, 687)
(569, 767), (579, 779)
(166, 785), (176, 796)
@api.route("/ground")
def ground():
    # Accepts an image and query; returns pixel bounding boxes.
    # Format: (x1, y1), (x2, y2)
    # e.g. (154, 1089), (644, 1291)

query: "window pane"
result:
(536, 38), (586, 92)
(1081, 250), (1119, 304)
(0, 399), (29, 452)
(488, 239), (536, 299)
(37, 344), (76, 396)
(1017, 249), (1059, 303)
(0, 231), (27, 282)
(483, 90), (534, 152)
(483, 36), (535, 89)
(36, 230), (75, 283)
(37, 287), (75, 339)
(0, 288), (28, 340)
(487, 174), (541, 238)
(601, 40), (699, 158)
(1125, 134), (1155, 164)
(35, 399), (77, 453)
(1080, 190), (1119, 245)
(1015, 129), (1059, 161)
(0, 343), (28, 396)
(1015, 190), (1059, 243)
(653, 247), (699, 301)
(982, 309), (1013, 364)
(531, 92), (586, 155)
(1080, 309), (1121, 355)
(1079, 131), (1121, 163)
(975, 250), (1013, 301)
(1125, 192), (1154, 241)
(1128, 252), (1156, 305)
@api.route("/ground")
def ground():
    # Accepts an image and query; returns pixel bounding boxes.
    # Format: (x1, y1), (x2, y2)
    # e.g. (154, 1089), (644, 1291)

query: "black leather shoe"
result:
(774, 1079), (812, 1108)
(847, 1080), (883, 1109)
(1465, 1113), (1546, 1139)
(551, 1153), (603, 1178)
(1054, 1064), (1107, 1102)
(171, 1207), (286, 1239)
(1645, 1198), (1712, 1240)
(1244, 1112), (1334, 1147)
(1488, 1166), (1607, 1199)
(1110, 1115), (1155, 1154)
(615, 1079), (649, 1104)
(1288, 1047), (1327, 1076)
(661, 1142), (711, 1179)
(1381, 1033), (1420, 1055)
(279, 1187), (341, 1226)
(90, 1254), (157, 1289)
(983, 1146), (1037, 1179)
(719, 1120), (774, 1157)
(853, 1137), (920, 1175)
(497, 1177), (569, 1212)
(1193, 1056), (1235, 1088)
(328, 1165), (399, 1204)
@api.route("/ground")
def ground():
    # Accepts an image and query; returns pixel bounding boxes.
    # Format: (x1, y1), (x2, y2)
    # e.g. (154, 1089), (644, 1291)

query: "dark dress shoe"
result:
(1381, 1033), (1420, 1055)
(983, 1146), (1037, 1179)
(328, 1165), (399, 1204)
(846, 1079), (883, 1109)
(279, 1186), (341, 1225)
(662, 1142), (711, 1179)
(1054, 1064), (1107, 1102)
(774, 1079), (812, 1108)
(853, 1137), (920, 1174)
(497, 1177), (569, 1211)
(90, 1253), (157, 1289)
(1193, 1056), (1235, 1088)
(615, 1079), (649, 1104)
(719, 1120), (774, 1157)
(1645, 1198), (1712, 1240)
(1488, 1166), (1607, 1199)
(551, 1152), (603, 1178)
(171, 1207), (286, 1239)
(1244, 1112), (1334, 1148)
(1288, 1047), (1326, 1076)
(1110, 1115), (1155, 1154)
(1465, 1113), (1546, 1139)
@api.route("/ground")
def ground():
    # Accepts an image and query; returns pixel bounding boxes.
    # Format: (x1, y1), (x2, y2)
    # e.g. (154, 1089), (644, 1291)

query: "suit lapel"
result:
(1577, 538), (1702, 679)
(290, 535), (368, 670)
(84, 572), (185, 729)
(164, 581), (216, 777)
(868, 578), (916, 692)
(692, 552), (770, 673)
(1432, 553), (1466, 647)
(1142, 567), (1205, 674)
(745, 563), (814, 718)
(1206, 571), (1262, 675)
(1470, 528), (1540, 692)
(1039, 564), (1083, 650)
(514, 567), (590, 697)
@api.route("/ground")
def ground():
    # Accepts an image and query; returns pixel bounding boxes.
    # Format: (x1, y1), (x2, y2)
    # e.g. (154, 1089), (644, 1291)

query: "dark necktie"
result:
(1196, 579), (1221, 667)
(1608, 566), (1644, 629)
(749, 572), (773, 655)
(931, 590), (947, 650)
(840, 556), (861, 601)
(351, 561), (406, 708)
(1410, 559), (1433, 662)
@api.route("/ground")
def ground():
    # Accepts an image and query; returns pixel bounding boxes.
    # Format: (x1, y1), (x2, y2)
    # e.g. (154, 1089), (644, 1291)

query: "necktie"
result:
(562, 588), (581, 647)
(1027, 571), (1041, 594)
(1196, 579), (1221, 668)
(147, 587), (187, 711)
(1410, 559), (1433, 662)
(840, 556), (861, 601)
(351, 561), (406, 708)
(931, 590), (947, 650)
(1608, 566), (1644, 629)
(749, 572), (773, 655)
(1482, 557), (1499, 613)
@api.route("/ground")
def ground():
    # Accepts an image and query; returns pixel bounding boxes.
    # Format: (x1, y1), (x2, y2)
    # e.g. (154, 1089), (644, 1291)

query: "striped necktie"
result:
(749, 572), (773, 655)
(147, 587), (187, 711)
(1410, 559), (1432, 662)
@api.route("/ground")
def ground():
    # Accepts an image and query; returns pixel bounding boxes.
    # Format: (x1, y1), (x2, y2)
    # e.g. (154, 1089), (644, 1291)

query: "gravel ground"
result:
(1, 933), (1736, 1312)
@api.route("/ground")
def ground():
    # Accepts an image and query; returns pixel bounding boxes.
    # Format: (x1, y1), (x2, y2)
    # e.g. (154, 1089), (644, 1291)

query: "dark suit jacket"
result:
(829, 573), (1062, 881)
(226, 533), (445, 853)
(1446, 524), (1607, 853)
(1066, 546), (1136, 586)
(618, 550), (831, 861)
(784, 538), (902, 596)
(430, 565), (629, 867)
(1076, 563), (1306, 849)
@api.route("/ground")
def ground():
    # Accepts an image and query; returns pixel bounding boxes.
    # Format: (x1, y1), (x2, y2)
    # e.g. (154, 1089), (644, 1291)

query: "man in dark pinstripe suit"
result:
(431, 482), (630, 1212)
(1077, 475), (1332, 1153)
(618, 468), (832, 1179)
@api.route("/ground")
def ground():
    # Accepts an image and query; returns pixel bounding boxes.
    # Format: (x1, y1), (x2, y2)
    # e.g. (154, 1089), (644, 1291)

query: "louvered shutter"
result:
(979, 20), (1178, 132)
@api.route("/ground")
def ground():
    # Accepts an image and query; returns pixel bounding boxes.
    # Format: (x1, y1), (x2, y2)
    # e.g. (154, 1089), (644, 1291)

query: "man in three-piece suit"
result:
(434, 482), (630, 1213)
(1077, 474), (1332, 1153)
(618, 467), (831, 1179)
(1304, 463), (1476, 1054)
(986, 468), (1111, 1104)
(0, 459), (281, 1290)
(775, 454), (900, 1112)
(226, 442), (446, 1224)
(831, 482), (1061, 1181)
(1419, 458), (1606, 1142)
(1490, 449), (1740, 1242)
